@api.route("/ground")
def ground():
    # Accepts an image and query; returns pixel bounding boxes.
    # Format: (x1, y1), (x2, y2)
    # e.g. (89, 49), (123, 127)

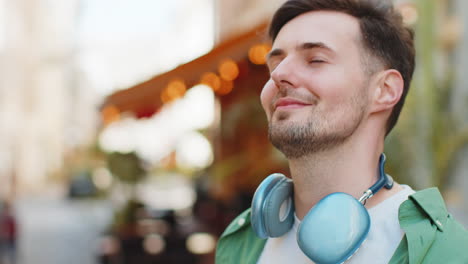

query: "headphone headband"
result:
(358, 153), (394, 204)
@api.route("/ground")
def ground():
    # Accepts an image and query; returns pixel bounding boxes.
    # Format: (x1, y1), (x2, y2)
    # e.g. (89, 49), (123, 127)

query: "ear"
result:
(370, 69), (404, 114)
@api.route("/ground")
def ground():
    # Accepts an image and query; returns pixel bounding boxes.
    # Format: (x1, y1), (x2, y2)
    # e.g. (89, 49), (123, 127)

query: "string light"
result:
(218, 59), (239, 81)
(161, 79), (187, 103)
(217, 79), (234, 95)
(248, 43), (271, 65)
(200, 72), (221, 91)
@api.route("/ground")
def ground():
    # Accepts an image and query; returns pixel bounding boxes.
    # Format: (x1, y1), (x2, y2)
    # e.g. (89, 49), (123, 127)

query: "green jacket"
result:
(216, 188), (468, 264)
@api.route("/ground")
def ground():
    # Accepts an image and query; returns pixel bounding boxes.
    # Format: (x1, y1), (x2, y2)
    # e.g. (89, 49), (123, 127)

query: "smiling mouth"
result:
(274, 98), (312, 110)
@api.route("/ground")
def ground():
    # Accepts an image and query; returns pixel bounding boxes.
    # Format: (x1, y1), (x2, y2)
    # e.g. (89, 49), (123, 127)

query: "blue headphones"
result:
(251, 154), (394, 264)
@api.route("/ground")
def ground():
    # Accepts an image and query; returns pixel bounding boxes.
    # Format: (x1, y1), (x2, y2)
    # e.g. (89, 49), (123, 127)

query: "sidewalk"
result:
(15, 195), (113, 264)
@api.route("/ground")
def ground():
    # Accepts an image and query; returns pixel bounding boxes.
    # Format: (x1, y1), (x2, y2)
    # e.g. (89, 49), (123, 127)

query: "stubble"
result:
(268, 88), (369, 159)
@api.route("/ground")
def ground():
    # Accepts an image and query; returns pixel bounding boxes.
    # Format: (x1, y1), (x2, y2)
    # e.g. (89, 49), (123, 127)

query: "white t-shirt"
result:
(257, 185), (415, 264)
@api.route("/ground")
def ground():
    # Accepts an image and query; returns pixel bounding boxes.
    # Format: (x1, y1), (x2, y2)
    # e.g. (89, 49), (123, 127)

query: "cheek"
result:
(260, 79), (276, 119)
(312, 74), (352, 103)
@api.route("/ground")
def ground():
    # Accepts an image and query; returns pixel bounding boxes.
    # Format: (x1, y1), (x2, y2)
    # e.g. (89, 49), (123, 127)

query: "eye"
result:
(309, 59), (325, 64)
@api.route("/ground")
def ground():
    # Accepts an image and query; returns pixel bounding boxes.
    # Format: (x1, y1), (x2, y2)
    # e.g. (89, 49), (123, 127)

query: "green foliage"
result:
(107, 151), (145, 184)
(385, 0), (468, 190)
(112, 199), (145, 230)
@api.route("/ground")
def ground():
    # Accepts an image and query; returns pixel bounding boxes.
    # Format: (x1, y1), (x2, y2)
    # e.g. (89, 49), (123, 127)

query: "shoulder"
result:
(216, 208), (266, 264)
(394, 187), (468, 263)
(402, 187), (467, 237)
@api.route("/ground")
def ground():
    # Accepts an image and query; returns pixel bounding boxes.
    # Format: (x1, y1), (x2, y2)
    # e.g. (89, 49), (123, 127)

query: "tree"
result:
(385, 0), (468, 191)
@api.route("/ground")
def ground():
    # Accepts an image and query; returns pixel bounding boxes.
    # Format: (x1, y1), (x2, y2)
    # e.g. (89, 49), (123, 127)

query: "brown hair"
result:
(269, 0), (415, 135)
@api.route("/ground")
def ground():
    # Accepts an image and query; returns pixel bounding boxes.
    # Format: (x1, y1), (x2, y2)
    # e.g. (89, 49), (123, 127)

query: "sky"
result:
(77, 0), (215, 95)
(78, 0), (174, 39)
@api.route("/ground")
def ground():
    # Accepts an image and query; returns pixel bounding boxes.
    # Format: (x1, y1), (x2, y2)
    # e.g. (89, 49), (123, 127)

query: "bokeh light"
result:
(248, 43), (271, 65)
(167, 79), (187, 98)
(180, 84), (215, 130)
(136, 174), (196, 210)
(161, 79), (187, 103)
(217, 79), (234, 95)
(176, 131), (213, 169)
(143, 234), (166, 255)
(218, 59), (239, 81)
(200, 72), (221, 92)
(186, 233), (216, 255)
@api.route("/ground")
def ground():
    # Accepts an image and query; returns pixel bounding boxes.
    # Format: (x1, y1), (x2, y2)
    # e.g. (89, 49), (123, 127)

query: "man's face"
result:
(261, 11), (373, 158)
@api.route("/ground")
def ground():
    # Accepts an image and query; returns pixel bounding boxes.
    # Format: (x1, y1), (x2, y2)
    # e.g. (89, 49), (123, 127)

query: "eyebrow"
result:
(266, 42), (335, 61)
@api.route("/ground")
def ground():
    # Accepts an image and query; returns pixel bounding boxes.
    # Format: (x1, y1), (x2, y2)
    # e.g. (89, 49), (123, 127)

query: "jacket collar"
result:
(407, 187), (448, 231)
(220, 208), (253, 238)
(398, 187), (447, 263)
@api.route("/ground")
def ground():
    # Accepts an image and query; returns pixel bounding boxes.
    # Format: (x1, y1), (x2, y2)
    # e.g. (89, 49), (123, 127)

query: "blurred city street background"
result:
(16, 192), (112, 264)
(1, 0), (468, 263)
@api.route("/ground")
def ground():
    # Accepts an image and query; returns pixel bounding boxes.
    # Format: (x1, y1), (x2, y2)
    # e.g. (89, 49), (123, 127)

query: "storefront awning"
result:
(100, 22), (269, 122)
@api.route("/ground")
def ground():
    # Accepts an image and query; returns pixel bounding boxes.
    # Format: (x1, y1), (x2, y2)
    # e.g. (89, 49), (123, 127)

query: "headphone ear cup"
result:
(251, 173), (294, 238)
(297, 193), (371, 264)
(263, 179), (294, 237)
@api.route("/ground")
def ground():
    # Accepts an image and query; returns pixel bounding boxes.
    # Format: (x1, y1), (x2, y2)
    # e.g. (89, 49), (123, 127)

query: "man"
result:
(216, 0), (468, 263)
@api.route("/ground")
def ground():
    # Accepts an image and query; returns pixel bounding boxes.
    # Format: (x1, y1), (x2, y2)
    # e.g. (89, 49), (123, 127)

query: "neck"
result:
(289, 127), (402, 219)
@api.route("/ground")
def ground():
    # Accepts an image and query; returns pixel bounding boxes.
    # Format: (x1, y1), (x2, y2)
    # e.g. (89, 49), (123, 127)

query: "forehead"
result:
(272, 11), (362, 52)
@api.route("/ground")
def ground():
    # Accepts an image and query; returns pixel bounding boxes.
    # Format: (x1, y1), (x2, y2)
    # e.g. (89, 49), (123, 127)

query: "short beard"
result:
(268, 100), (366, 159)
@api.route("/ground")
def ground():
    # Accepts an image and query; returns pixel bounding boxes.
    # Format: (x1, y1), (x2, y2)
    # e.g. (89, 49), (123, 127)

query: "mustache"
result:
(270, 87), (318, 109)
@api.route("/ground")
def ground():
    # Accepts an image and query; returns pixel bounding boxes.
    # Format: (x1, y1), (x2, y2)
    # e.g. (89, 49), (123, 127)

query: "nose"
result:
(270, 58), (297, 89)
